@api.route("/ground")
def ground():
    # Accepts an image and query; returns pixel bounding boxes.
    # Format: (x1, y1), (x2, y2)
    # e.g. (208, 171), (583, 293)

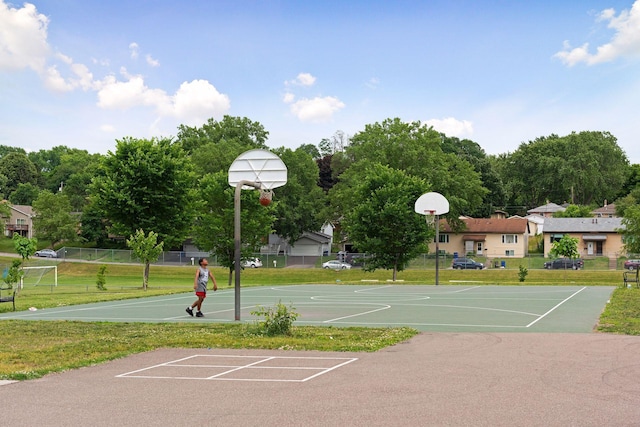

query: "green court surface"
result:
(0, 284), (615, 332)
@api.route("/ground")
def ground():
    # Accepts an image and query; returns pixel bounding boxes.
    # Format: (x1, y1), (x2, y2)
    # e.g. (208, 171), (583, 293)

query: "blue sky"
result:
(1, 0), (639, 164)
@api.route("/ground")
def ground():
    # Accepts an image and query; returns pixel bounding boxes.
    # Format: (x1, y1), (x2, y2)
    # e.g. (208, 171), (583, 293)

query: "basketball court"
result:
(0, 284), (615, 333)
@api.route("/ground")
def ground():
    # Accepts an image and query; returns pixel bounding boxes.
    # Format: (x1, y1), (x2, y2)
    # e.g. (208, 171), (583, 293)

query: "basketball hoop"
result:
(259, 188), (273, 206)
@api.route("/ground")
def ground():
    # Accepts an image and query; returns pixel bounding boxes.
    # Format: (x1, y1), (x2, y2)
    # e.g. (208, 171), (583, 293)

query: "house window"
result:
(505, 250), (515, 256)
(502, 234), (518, 244)
(17, 218), (26, 225)
(550, 234), (564, 243)
(438, 234), (449, 243)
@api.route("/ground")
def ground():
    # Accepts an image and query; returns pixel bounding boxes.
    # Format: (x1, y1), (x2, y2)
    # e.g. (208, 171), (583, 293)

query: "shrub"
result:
(251, 300), (299, 336)
(518, 264), (528, 282)
(96, 265), (108, 291)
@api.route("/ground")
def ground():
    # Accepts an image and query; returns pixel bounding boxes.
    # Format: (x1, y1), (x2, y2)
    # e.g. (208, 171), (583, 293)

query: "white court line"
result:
(117, 354), (358, 383)
(324, 304), (391, 323)
(355, 285), (394, 293)
(526, 286), (586, 328)
(208, 356), (276, 379)
(162, 305), (259, 321)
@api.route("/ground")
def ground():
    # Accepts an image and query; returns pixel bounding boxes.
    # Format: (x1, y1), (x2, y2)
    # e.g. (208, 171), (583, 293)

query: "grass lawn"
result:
(1, 256), (638, 381)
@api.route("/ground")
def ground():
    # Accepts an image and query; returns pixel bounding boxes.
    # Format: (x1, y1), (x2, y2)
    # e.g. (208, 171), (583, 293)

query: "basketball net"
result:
(424, 210), (436, 226)
(259, 188), (273, 206)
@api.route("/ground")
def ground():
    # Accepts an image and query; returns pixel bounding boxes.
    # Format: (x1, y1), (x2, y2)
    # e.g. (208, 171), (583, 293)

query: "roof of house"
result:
(543, 217), (623, 233)
(592, 203), (617, 217)
(9, 204), (34, 217)
(527, 202), (566, 215)
(441, 217), (529, 234)
(296, 231), (331, 244)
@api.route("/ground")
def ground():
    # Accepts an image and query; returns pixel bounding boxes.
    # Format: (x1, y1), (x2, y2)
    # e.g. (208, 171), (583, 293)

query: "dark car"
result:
(544, 258), (584, 270)
(624, 259), (640, 271)
(452, 257), (484, 270)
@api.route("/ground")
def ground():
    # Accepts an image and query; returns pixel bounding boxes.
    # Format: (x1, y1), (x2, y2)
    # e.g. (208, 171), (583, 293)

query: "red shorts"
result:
(195, 291), (206, 298)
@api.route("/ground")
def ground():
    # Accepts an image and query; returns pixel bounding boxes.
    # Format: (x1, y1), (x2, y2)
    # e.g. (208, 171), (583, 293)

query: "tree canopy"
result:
(343, 164), (431, 280)
(90, 137), (196, 249)
(496, 131), (629, 212)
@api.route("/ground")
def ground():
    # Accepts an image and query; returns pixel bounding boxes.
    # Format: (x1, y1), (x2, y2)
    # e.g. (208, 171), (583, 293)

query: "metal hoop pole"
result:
(234, 180), (261, 321)
(435, 214), (440, 286)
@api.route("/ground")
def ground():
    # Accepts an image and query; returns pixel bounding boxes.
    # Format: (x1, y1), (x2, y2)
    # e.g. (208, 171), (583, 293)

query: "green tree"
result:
(179, 115), (269, 153)
(496, 131), (629, 211)
(91, 137), (196, 249)
(0, 200), (12, 230)
(553, 204), (594, 218)
(343, 164), (430, 281)
(3, 259), (23, 289)
(0, 152), (40, 195)
(8, 183), (40, 205)
(615, 187), (640, 217)
(79, 201), (110, 247)
(442, 136), (507, 217)
(126, 229), (164, 290)
(45, 150), (102, 210)
(549, 234), (580, 261)
(620, 205), (640, 255)
(32, 191), (78, 248)
(271, 147), (326, 245)
(192, 172), (274, 286)
(340, 118), (486, 221)
(12, 233), (37, 263)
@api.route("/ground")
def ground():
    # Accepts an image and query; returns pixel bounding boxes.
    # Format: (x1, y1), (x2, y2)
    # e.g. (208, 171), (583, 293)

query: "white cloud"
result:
(365, 77), (380, 89)
(555, 0), (640, 66)
(145, 54), (160, 67)
(425, 117), (474, 138)
(129, 42), (139, 59)
(282, 92), (295, 103)
(97, 76), (230, 125)
(97, 75), (169, 109)
(165, 79), (230, 123)
(100, 124), (116, 133)
(286, 72), (316, 86)
(0, 1), (49, 72)
(289, 96), (345, 123)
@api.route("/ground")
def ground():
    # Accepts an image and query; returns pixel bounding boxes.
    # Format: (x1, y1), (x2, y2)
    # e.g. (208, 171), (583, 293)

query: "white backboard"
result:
(228, 149), (288, 190)
(415, 192), (449, 216)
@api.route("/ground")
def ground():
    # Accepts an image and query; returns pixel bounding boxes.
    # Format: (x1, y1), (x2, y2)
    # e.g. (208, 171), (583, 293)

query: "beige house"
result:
(430, 217), (529, 258)
(3, 204), (35, 238)
(543, 217), (625, 258)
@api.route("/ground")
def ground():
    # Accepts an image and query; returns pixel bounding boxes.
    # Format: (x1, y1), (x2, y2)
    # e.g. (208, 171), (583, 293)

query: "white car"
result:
(241, 257), (263, 268)
(35, 249), (58, 258)
(322, 260), (352, 270)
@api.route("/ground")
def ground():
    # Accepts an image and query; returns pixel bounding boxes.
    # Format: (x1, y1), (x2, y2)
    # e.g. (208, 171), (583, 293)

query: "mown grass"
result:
(0, 320), (417, 380)
(0, 257), (637, 381)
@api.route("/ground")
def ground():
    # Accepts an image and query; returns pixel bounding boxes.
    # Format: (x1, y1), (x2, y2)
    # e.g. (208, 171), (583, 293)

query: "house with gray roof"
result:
(527, 202), (566, 218)
(543, 217), (625, 258)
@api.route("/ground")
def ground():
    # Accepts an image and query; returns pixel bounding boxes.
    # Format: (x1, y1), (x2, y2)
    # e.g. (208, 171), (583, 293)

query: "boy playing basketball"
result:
(186, 258), (218, 317)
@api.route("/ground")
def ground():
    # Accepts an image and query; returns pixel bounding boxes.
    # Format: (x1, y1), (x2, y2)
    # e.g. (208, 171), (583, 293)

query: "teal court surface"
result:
(0, 284), (615, 332)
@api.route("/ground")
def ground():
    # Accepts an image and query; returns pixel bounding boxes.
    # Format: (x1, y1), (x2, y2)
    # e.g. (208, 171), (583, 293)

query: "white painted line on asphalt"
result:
(526, 286), (586, 328)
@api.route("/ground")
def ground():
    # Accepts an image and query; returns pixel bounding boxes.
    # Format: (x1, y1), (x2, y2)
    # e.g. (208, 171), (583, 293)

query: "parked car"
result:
(544, 258), (584, 270)
(34, 249), (58, 258)
(624, 259), (640, 271)
(451, 258), (484, 270)
(322, 260), (352, 270)
(241, 257), (263, 268)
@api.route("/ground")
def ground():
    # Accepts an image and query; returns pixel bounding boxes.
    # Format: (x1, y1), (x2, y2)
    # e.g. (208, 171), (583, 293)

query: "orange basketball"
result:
(259, 197), (271, 206)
